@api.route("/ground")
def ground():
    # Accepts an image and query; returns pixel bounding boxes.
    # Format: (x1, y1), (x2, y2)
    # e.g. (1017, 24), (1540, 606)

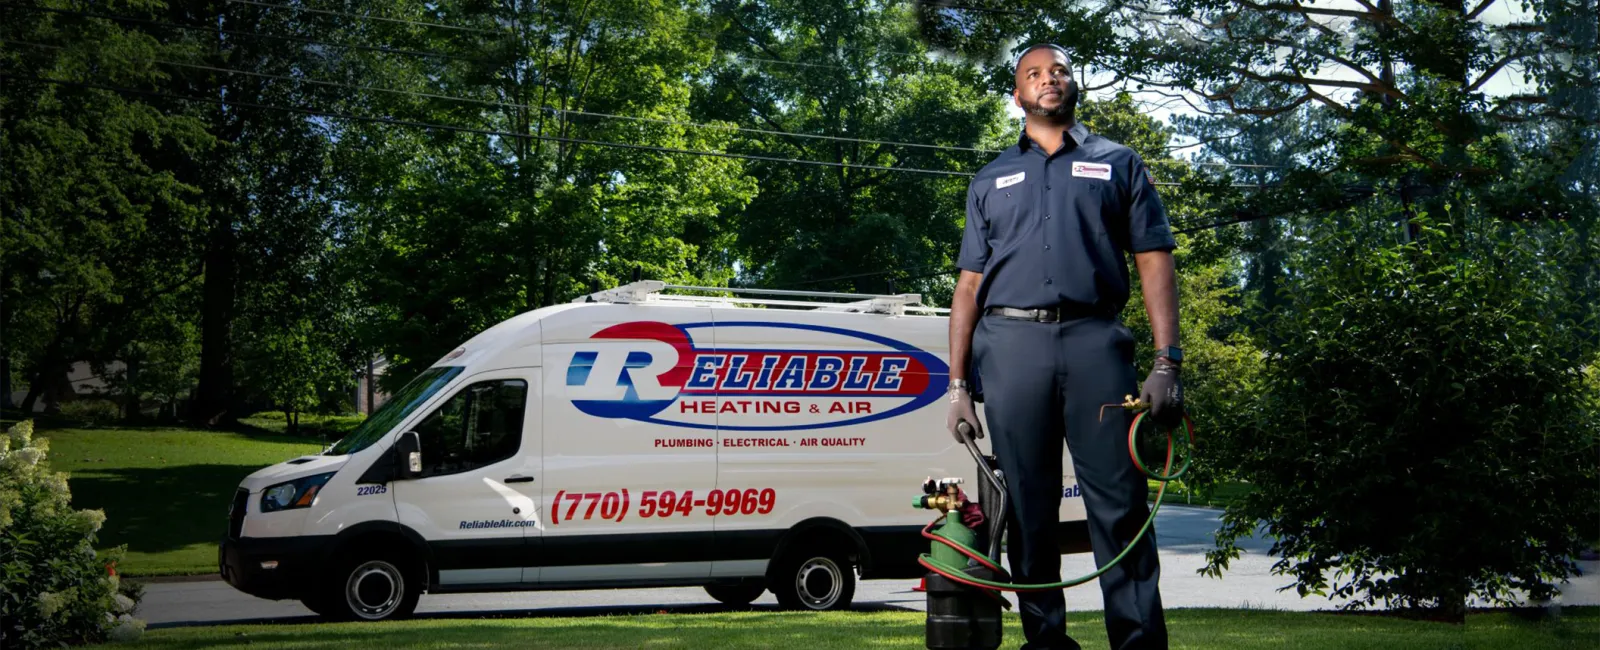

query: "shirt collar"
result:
(1017, 122), (1090, 154)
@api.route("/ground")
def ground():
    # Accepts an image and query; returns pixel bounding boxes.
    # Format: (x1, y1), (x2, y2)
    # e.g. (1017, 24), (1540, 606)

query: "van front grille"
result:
(228, 488), (249, 539)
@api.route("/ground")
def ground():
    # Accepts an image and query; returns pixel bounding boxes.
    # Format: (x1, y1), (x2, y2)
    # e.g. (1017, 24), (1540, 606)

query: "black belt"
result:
(986, 304), (1111, 323)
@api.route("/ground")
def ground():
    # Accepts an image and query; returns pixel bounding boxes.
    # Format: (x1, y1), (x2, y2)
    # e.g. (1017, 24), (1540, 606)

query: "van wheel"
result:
(317, 552), (421, 621)
(705, 583), (765, 606)
(771, 548), (855, 611)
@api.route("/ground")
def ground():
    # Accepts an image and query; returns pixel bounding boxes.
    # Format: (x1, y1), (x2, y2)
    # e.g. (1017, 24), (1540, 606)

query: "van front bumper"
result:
(219, 535), (324, 601)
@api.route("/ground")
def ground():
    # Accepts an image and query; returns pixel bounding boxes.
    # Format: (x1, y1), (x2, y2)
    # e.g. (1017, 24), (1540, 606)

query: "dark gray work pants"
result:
(972, 312), (1167, 650)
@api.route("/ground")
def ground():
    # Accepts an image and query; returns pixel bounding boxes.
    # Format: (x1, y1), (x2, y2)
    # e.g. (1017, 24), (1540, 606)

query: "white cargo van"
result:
(219, 282), (1089, 620)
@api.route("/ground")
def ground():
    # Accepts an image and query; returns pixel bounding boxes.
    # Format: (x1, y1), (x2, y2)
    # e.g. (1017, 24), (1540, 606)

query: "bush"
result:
(57, 399), (122, 426)
(1203, 207), (1600, 621)
(0, 421), (145, 647)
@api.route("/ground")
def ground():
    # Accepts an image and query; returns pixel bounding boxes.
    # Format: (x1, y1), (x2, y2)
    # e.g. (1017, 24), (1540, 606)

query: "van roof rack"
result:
(576, 280), (948, 317)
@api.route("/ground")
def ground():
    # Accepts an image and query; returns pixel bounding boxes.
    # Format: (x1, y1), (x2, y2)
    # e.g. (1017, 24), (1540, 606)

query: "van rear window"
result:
(328, 366), (465, 456)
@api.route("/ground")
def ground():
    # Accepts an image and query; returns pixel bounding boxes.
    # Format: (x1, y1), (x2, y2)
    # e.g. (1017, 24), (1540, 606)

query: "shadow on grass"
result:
(71, 464), (259, 555)
(141, 607), (932, 649)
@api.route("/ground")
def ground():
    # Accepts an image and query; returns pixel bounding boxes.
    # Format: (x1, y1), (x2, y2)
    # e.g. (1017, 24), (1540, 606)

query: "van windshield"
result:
(327, 366), (465, 456)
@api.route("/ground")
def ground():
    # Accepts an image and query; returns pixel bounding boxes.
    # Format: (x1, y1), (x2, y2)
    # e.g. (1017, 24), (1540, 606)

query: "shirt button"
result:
(1045, 215), (1052, 220)
(1046, 185), (1052, 191)
(1045, 245), (1051, 250)
(1046, 278), (1053, 284)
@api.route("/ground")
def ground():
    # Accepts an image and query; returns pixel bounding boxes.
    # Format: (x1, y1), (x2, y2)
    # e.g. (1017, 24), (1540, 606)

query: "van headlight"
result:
(260, 472), (336, 513)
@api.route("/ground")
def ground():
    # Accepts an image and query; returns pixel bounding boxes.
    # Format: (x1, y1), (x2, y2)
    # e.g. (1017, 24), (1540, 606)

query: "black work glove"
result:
(1140, 358), (1185, 428)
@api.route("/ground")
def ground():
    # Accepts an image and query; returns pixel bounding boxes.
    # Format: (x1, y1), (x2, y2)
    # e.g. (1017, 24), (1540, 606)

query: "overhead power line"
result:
(2, 39), (998, 155)
(18, 5), (489, 63)
(226, 0), (510, 37)
(13, 6), (1280, 171)
(16, 70), (1268, 187)
(9, 38), (1275, 177)
(7, 74), (979, 178)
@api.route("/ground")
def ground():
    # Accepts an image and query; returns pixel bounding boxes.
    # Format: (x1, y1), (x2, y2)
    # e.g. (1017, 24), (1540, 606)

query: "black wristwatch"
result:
(1156, 346), (1183, 364)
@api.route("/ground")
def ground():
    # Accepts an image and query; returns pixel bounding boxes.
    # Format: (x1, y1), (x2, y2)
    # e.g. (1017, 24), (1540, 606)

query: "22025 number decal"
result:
(356, 485), (388, 496)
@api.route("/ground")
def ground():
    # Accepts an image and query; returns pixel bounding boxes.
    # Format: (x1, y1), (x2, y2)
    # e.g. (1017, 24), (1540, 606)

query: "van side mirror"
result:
(395, 431), (422, 479)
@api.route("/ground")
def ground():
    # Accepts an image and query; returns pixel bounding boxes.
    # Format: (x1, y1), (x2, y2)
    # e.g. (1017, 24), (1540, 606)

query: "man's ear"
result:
(1012, 89), (1021, 107)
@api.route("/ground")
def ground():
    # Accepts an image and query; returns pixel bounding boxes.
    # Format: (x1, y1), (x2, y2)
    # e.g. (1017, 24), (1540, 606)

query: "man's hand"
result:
(1139, 358), (1185, 428)
(946, 385), (985, 442)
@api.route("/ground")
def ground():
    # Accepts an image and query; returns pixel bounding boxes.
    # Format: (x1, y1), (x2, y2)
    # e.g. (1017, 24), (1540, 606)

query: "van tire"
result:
(770, 547), (855, 611)
(704, 583), (765, 606)
(316, 551), (422, 622)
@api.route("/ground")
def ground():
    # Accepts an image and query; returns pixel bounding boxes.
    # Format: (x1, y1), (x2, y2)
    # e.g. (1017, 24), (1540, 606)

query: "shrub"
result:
(0, 421), (145, 647)
(1203, 207), (1600, 621)
(58, 399), (122, 426)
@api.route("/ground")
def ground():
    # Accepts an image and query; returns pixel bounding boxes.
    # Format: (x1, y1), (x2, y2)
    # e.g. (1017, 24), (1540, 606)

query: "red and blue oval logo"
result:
(563, 321), (948, 431)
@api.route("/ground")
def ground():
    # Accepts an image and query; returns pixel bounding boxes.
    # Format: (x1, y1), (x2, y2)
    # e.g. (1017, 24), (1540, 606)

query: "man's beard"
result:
(1020, 85), (1077, 119)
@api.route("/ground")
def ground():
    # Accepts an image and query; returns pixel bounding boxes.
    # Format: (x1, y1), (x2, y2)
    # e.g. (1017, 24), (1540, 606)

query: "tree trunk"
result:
(42, 362), (74, 414)
(0, 350), (13, 410)
(18, 375), (39, 413)
(20, 331), (66, 413)
(193, 213), (237, 427)
(123, 356), (142, 423)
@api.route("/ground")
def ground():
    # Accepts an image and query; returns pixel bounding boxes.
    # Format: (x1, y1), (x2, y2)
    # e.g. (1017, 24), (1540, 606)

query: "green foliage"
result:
(1204, 204), (1600, 619)
(333, 0), (761, 388)
(56, 400), (122, 427)
(697, 0), (1011, 298)
(1, 0), (212, 415)
(0, 421), (145, 647)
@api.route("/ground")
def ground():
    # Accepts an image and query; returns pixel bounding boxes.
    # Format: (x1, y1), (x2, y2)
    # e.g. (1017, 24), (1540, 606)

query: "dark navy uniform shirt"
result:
(957, 123), (1177, 314)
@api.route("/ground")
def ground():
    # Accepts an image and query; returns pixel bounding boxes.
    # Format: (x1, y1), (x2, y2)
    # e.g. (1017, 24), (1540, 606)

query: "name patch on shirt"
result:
(995, 172), (1026, 189)
(1071, 162), (1112, 181)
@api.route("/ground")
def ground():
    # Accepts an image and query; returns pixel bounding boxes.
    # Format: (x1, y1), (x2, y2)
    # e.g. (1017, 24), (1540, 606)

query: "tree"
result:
(331, 0), (760, 388)
(1, 0), (211, 416)
(696, 0), (1012, 297)
(913, 0), (1597, 227)
(1203, 204), (1600, 620)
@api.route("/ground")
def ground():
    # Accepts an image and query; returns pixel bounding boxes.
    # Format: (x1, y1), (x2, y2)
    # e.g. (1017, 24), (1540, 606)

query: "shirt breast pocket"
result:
(983, 187), (1026, 242)
(1074, 180), (1126, 234)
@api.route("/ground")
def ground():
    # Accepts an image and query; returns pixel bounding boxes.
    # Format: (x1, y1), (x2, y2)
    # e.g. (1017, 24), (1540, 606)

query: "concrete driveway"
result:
(135, 505), (1600, 627)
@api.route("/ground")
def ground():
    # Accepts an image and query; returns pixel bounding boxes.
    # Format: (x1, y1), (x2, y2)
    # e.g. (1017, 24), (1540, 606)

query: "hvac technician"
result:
(946, 43), (1185, 650)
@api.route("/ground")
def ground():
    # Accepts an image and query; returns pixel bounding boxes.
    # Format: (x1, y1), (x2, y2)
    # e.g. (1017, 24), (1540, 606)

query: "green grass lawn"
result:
(238, 411), (366, 441)
(44, 427), (324, 577)
(102, 608), (1599, 649)
(1149, 480), (1254, 509)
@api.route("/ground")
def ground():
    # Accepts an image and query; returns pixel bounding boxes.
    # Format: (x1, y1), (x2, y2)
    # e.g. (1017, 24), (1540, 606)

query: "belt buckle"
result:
(1041, 306), (1061, 322)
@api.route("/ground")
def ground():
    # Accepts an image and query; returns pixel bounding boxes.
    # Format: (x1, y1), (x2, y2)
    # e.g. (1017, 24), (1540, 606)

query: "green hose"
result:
(918, 411), (1195, 593)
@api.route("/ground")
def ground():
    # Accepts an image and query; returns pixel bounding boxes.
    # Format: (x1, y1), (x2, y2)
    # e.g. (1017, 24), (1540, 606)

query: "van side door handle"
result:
(504, 476), (535, 484)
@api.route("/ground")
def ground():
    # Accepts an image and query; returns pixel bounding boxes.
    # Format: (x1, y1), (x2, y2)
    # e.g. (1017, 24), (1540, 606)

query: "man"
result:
(946, 43), (1184, 650)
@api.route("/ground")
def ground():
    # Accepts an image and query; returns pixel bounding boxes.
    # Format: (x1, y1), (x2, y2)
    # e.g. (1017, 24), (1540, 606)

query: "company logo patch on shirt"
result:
(995, 171), (1026, 189)
(1071, 162), (1112, 181)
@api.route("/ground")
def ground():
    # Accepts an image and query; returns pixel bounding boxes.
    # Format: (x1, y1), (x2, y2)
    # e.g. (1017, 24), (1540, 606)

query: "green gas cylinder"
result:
(930, 514), (976, 567)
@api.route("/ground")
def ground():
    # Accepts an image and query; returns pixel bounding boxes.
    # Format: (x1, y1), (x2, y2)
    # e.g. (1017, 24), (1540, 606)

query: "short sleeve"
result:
(1126, 154), (1177, 253)
(956, 181), (991, 272)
